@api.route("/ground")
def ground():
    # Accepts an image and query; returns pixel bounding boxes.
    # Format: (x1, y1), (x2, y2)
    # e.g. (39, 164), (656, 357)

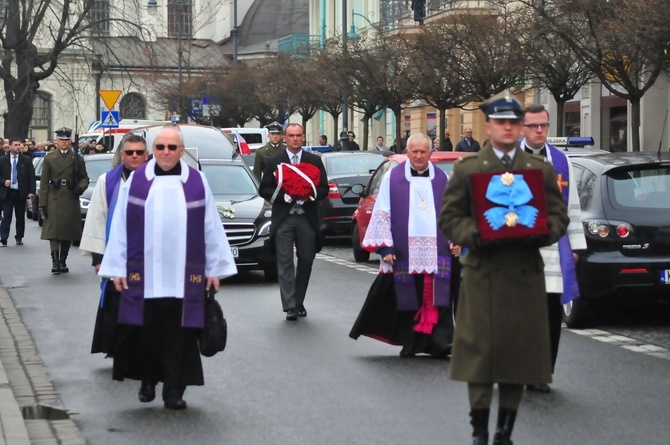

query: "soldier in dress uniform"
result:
(253, 122), (285, 181)
(39, 127), (90, 274)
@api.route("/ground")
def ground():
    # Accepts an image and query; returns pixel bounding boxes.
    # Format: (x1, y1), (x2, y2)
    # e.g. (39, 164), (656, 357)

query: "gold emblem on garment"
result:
(418, 201), (427, 211)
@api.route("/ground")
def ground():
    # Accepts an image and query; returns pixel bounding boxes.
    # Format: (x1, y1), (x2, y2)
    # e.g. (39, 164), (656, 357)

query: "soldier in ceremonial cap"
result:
(438, 90), (569, 445)
(40, 127), (90, 274)
(253, 122), (285, 181)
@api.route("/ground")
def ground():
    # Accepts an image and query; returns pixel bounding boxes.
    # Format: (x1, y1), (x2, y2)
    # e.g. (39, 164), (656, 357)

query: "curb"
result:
(0, 287), (86, 445)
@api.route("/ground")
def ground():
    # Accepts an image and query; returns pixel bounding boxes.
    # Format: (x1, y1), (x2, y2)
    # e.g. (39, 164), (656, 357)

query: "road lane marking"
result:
(317, 254), (670, 361)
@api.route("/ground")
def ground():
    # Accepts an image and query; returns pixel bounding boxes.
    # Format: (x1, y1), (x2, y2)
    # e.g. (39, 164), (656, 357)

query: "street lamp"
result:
(147, 0), (186, 123)
(348, 11), (376, 40)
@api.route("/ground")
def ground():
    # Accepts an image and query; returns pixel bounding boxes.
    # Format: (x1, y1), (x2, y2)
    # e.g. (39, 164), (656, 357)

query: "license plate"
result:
(231, 246), (239, 258)
(661, 269), (670, 284)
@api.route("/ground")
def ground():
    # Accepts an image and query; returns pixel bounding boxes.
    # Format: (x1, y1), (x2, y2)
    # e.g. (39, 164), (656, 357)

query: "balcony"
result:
(380, 0), (496, 30)
(277, 34), (322, 57)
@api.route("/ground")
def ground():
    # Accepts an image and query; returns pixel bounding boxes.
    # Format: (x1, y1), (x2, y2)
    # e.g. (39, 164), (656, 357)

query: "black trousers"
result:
(0, 189), (26, 240)
(547, 293), (563, 372)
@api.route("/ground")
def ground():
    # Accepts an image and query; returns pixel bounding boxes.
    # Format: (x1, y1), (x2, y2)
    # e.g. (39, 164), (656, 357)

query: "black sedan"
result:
(565, 152), (670, 327)
(200, 159), (276, 280)
(317, 151), (386, 236)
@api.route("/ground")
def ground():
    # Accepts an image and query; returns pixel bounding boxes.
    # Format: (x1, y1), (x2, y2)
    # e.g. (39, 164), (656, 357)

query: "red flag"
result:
(235, 131), (251, 155)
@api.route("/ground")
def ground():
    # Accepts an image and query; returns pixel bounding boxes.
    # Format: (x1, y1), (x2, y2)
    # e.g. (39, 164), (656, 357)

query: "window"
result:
(119, 93), (146, 120)
(30, 91), (52, 140)
(168, 0), (192, 38)
(575, 165), (596, 211)
(90, 0), (110, 35)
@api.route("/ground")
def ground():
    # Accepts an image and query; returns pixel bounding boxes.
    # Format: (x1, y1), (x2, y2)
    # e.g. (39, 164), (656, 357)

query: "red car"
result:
(351, 151), (473, 262)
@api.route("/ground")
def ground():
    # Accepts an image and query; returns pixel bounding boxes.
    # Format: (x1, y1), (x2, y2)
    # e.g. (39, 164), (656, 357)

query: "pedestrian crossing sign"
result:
(101, 110), (120, 128)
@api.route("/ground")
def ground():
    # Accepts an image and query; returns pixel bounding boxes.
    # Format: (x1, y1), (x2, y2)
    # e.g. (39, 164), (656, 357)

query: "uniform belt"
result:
(50, 179), (69, 186)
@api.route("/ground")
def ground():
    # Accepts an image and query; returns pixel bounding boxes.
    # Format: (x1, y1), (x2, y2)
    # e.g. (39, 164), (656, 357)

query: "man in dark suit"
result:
(0, 137), (36, 246)
(259, 123), (328, 320)
(455, 127), (481, 152)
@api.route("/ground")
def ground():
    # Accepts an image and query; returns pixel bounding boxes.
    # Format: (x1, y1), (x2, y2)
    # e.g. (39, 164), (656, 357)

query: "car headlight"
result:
(258, 221), (271, 236)
(80, 197), (90, 209)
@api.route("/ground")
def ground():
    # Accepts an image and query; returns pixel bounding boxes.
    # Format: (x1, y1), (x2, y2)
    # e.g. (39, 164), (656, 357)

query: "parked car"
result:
(200, 159), (276, 280)
(317, 151), (387, 236)
(80, 154), (115, 224)
(128, 124), (275, 278)
(565, 151), (670, 327)
(220, 127), (268, 152)
(351, 151), (472, 262)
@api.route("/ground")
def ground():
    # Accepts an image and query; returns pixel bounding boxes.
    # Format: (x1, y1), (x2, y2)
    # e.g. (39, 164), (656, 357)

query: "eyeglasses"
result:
(524, 123), (550, 130)
(154, 144), (180, 151)
(123, 149), (147, 156)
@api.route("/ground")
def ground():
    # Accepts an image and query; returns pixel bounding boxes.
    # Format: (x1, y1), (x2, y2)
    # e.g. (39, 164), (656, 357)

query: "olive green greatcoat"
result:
(39, 149), (89, 241)
(438, 146), (569, 385)
(253, 141), (285, 181)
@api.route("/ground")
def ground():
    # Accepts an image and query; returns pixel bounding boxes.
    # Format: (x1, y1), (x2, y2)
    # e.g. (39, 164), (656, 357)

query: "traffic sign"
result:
(101, 110), (120, 128)
(99, 90), (122, 111)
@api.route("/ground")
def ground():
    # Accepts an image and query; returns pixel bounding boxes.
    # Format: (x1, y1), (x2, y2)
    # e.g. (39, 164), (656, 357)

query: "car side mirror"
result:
(351, 184), (365, 196)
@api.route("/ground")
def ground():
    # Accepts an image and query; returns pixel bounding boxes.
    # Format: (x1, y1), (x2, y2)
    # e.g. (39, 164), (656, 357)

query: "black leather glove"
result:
(74, 186), (85, 196)
(40, 206), (48, 219)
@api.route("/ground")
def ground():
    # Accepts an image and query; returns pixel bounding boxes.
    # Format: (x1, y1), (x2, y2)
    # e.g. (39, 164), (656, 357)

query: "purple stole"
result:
(118, 163), (208, 328)
(547, 144), (580, 304)
(389, 164), (451, 311)
(99, 165), (125, 308)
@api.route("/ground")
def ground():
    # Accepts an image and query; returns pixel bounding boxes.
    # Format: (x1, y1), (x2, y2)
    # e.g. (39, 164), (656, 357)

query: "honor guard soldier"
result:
(253, 122), (285, 181)
(40, 127), (90, 274)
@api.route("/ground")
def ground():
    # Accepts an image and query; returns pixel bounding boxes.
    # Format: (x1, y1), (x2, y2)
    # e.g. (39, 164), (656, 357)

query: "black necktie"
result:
(502, 154), (511, 168)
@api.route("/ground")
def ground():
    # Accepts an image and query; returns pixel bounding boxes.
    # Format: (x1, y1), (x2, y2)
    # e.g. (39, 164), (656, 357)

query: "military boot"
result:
(59, 251), (69, 273)
(51, 251), (61, 274)
(492, 408), (517, 445)
(470, 409), (490, 445)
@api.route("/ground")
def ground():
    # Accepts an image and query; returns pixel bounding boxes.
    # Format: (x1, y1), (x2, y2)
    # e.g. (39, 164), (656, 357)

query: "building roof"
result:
(222, 0), (309, 56)
(91, 36), (230, 71)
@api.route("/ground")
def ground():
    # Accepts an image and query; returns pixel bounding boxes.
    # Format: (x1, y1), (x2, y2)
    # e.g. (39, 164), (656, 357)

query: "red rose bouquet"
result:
(274, 162), (321, 201)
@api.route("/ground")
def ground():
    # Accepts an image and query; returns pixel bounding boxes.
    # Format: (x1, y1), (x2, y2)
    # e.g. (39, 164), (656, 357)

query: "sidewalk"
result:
(0, 286), (86, 445)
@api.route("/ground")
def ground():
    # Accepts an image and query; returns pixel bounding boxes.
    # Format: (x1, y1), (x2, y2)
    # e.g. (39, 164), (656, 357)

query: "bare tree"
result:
(412, 26), (470, 148)
(517, 0), (670, 151)
(0, 1), (145, 137)
(347, 36), (417, 149)
(313, 46), (345, 143)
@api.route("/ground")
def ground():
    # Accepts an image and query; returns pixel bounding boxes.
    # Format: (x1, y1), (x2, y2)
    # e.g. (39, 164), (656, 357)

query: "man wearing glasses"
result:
(99, 125), (237, 410)
(521, 104), (586, 394)
(455, 127), (481, 152)
(81, 134), (149, 358)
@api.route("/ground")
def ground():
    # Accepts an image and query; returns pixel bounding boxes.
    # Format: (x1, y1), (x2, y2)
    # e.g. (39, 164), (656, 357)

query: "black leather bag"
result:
(199, 288), (227, 357)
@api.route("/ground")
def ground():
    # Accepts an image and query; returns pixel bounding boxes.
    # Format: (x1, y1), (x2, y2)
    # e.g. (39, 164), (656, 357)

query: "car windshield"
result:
(327, 154), (383, 175)
(201, 164), (258, 196)
(608, 166), (670, 209)
(85, 158), (114, 184)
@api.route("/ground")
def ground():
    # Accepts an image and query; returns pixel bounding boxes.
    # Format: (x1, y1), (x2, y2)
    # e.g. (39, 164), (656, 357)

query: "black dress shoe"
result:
(0, 239), (6, 247)
(138, 382), (156, 403)
(286, 308), (298, 321)
(164, 399), (187, 410)
(15, 238), (23, 246)
(297, 306), (307, 317)
(399, 347), (415, 358)
(526, 383), (551, 393)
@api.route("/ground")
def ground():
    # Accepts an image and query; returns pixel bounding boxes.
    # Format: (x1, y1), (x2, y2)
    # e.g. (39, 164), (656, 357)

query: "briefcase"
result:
(199, 288), (227, 357)
(469, 169), (549, 242)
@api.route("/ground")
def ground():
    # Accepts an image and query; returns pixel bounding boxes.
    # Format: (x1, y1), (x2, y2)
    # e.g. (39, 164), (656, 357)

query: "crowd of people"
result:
(2, 91), (584, 444)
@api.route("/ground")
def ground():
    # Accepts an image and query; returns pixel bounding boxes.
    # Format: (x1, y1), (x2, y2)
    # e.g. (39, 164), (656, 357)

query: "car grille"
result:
(222, 222), (256, 246)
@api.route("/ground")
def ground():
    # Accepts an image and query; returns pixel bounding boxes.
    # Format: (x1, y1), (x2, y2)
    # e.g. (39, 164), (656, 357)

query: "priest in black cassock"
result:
(99, 126), (237, 409)
(349, 133), (460, 358)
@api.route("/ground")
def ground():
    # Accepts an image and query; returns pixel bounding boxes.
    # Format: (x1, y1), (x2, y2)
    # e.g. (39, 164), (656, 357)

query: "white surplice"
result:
(98, 159), (237, 299)
(362, 161), (439, 274)
(79, 171), (113, 257)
